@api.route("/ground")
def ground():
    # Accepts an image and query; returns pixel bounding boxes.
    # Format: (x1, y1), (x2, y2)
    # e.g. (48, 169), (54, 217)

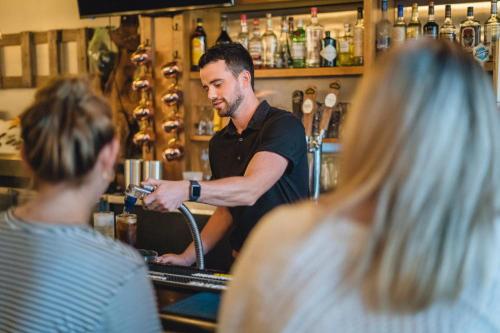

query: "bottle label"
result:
(292, 42), (306, 60)
(339, 40), (350, 53)
(461, 27), (476, 49)
(264, 41), (277, 67)
(392, 27), (406, 45)
(320, 44), (337, 61)
(485, 25), (499, 44)
(354, 28), (363, 57)
(440, 31), (456, 42)
(406, 27), (420, 40)
(376, 36), (390, 50)
(473, 44), (489, 63)
(249, 42), (263, 66)
(306, 30), (322, 63)
(191, 38), (205, 66)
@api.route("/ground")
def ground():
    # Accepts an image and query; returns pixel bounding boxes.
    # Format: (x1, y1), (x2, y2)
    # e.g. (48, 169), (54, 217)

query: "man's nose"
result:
(207, 86), (217, 100)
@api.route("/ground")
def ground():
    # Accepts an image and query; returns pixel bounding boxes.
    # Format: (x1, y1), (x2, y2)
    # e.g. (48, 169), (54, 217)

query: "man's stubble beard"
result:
(218, 86), (244, 118)
(225, 94), (243, 118)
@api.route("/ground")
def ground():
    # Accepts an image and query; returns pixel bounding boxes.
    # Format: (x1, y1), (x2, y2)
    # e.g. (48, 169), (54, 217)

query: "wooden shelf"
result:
(191, 135), (212, 142)
(191, 135), (339, 144)
(190, 66), (364, 79)
(323, 138), (340, 144)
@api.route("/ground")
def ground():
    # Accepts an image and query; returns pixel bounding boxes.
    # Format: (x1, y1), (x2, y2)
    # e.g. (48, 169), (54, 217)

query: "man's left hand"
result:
(141, 179), (190, 212)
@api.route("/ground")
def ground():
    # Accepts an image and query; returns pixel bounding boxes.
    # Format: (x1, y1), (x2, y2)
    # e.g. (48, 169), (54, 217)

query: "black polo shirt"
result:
(209, 100), (309, 251)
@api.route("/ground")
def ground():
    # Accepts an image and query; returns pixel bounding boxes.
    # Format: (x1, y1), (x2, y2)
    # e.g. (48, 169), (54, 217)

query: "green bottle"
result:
(292, 18), (306, 68)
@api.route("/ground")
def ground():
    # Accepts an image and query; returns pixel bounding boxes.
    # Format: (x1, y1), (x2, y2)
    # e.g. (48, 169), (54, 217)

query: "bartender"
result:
(143, 43), (309, 265)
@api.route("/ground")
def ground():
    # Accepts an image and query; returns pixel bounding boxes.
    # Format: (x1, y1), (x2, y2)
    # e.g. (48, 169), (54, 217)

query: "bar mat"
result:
(161, 292), (221, 322)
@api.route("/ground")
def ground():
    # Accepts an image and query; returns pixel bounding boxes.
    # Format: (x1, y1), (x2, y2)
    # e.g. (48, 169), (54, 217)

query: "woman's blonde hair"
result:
(20, 76), (115, 185)
(327, 40), (500, 312)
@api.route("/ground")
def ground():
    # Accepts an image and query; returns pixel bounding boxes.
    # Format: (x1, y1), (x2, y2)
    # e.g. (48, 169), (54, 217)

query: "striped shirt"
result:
(0, 209), (162, 333)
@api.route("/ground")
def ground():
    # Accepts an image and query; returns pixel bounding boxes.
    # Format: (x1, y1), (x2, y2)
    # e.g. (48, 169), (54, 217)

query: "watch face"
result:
(190, 181), (201, 201)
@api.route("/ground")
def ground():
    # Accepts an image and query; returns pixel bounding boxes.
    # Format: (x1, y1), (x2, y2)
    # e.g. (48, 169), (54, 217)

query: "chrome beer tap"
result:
(124, 184), (205, 270)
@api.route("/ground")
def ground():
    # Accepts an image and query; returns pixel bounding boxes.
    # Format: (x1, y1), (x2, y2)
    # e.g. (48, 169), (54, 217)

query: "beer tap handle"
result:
(302, 86), (318, 140)
(320, 81), (341, 138)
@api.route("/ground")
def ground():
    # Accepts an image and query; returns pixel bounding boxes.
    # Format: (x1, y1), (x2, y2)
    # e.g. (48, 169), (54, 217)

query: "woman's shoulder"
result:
(237, 200), (367, 276)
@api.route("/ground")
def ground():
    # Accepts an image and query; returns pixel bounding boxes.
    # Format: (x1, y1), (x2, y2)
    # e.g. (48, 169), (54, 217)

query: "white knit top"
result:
(218, 202), (500, 333)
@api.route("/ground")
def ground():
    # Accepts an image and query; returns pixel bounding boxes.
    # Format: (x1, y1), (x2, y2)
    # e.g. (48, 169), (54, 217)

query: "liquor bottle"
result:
(440, 5), (457, 42)
(277, 16), (292, 68)
(337, 24), (354, 66)
(460, 7), (481, 53)
(392, 4), (406, 47)
(191, 18), (207, 71)
(353, 7), (364, 65)
(288, 17), (295, 65)
(407, 3), (422, 40)
(262, 13), (278, 68)
(485, 0), (500, 61)
(238, 14), (249, 49)
(249, 19), (264, 69)
(321, 31), (337, 67)
(306, 7), (324, 68)
(376, 0), (392, 53)
(423, 1), (439, 38)
(216, 15), (232, 45)
(292, 18), (307, 68)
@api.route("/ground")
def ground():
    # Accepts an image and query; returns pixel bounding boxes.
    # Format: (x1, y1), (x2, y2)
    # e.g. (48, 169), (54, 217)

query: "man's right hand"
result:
(155, 253), (195, 266)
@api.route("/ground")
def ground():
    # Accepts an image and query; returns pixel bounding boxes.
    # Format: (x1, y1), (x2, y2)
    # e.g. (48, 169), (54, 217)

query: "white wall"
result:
(0, 0), (119, 118)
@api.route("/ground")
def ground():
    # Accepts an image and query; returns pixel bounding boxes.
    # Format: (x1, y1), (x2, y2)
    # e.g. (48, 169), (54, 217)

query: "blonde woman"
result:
(218, 40), (500, 332)
(0, 77), (161, 332)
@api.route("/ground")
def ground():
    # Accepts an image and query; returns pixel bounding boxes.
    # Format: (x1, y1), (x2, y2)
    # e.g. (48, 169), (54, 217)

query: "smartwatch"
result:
(189, 180), (201, 201)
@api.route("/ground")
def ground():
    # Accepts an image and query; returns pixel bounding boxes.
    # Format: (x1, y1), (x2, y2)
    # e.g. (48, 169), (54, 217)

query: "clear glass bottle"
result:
(353, 7), (364, 65)
(262, 13), (278, 68)
(292, 18), (306, 68)
(423, 1), (439, 39)
(460, 7), (481, 53)
(238, 14), (249, 50)
(440, 5), (457, 42)
(249, 18), (264, 69)
(306, 7), (324, 68)
(191, 18), (207, 71)
(277, 16), (292, 68)
(321, 31), (337, 67)
(407, 3), (422, 40)
(216, 15), (232, 45)
(392, 4), (406, 47)
(376, 0), (392, 53)
(485, 0), (500, 61)
(338, 24), (354, 66)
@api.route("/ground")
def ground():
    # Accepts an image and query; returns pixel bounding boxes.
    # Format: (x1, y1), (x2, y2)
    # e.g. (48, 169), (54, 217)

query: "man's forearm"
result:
(181, 206), (233, 264)
(196, 151), (289, 207)
(198, 176), (262, 207)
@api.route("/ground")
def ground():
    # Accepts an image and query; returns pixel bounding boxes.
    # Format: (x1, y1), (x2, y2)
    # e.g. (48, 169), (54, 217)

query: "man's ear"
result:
(239, 70), (252, 89)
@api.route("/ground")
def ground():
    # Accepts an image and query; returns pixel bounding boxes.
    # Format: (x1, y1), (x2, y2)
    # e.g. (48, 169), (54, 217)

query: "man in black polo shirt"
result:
(143, 43), (309, 265)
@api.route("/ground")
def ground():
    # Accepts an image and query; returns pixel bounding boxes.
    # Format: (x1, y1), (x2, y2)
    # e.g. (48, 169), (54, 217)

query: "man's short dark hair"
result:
(199, 43), (255, 90)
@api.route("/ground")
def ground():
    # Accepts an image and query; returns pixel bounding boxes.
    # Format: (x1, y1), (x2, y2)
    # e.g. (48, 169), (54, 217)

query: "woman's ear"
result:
(19, 143), (33, 175)
(98, 137), (120, 172)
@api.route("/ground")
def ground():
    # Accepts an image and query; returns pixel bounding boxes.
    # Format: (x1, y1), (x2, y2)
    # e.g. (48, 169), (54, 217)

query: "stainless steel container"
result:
(124, 159), (142, 188)
(142, 160), (162, 181)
